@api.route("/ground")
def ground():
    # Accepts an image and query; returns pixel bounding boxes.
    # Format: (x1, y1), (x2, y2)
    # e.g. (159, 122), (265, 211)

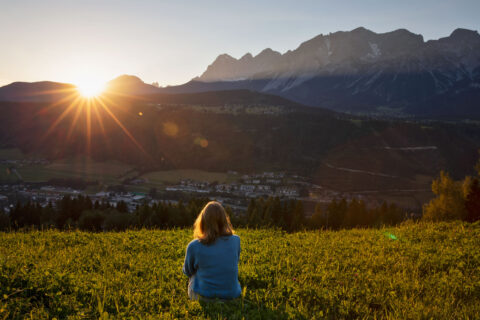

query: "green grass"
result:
(0, 222), (479, 319)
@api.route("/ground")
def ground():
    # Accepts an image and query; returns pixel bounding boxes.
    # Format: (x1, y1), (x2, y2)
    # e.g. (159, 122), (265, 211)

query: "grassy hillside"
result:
(0, 222), (479, 319)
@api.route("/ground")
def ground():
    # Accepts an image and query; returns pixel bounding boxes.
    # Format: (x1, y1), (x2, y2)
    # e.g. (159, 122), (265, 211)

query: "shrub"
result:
(423, 171), (467, 221)
(78, 210), (105, 232)
(465, 178), (480, 222)
(0, 210), (10, 230)
(103, 209), (136, 231)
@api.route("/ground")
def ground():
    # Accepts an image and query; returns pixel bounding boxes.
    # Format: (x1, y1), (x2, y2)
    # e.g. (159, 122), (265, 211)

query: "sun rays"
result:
(37, 84), (150, 158)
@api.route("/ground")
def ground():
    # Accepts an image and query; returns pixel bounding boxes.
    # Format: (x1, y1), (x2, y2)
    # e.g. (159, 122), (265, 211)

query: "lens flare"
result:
(384, 232), (398, 240)
(194, 137), (209, 148)
(163, 122), (179, 137)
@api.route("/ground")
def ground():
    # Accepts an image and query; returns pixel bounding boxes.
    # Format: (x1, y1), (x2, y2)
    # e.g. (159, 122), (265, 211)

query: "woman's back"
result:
(183, 234), (241, 299)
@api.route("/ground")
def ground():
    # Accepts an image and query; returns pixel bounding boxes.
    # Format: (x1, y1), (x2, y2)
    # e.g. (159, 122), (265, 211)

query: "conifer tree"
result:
(465, 178), (480, 222)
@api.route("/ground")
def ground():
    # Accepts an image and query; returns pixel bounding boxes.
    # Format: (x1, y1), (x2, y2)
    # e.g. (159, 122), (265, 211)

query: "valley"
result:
(1, 91), (478, 212)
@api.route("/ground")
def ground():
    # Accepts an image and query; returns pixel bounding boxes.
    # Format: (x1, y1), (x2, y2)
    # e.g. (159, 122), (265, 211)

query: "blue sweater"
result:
(182, 234), (241, 299)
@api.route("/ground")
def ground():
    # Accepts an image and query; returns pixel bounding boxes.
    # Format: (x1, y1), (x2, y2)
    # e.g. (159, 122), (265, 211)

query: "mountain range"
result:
(165, 27), (480, 118)
(1, 27), (479, 118)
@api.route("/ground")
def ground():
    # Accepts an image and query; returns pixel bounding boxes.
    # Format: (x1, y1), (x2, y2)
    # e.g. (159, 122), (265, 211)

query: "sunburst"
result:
(75, 79), (106, 98)
(36, 80), (150, 159)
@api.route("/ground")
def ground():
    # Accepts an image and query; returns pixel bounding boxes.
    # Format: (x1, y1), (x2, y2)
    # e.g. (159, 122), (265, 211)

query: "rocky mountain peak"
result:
(215, 54), (236, 63)
(179, 27), (480, 118)
(256, 48), (281, 59)
(450, 28), (480, 40)
(198, 27), (437, 82)
(240, 53), (253, 61)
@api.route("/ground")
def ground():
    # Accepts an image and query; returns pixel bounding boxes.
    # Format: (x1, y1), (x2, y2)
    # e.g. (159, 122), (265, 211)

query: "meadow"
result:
(17, 160), (135, 185)
(0, 149), (135, 186)
(0, 148), (235, 192)
(0, 222), (479, 319)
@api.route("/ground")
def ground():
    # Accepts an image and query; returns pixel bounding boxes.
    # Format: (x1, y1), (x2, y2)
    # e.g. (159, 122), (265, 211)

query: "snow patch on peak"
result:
(282, 74), (317, 92)
(363, 43), (381, 61)
(369, 43), (381, 57)
(325, 38), (332, 56)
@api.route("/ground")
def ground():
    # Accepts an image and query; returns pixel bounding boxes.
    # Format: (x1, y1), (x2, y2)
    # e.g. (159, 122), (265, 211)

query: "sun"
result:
(75, 79), (106, 98)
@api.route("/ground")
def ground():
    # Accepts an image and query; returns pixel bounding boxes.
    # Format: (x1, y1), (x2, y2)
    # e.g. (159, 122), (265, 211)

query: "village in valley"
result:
(0, 159), (348, 216)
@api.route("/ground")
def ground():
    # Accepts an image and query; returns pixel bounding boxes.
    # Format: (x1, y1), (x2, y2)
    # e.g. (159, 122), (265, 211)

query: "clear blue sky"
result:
(1, 0), (479, 87)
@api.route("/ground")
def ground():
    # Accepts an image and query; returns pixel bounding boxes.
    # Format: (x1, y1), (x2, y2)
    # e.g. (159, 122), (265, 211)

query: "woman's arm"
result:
(182, 243), (196, 277)
(237, 236), (241, 260)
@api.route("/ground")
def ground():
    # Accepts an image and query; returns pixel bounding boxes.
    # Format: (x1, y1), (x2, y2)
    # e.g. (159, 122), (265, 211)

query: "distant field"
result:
(0, 148), (134, 185)
(0, 222), (478, 319)
(0, 148), (235, 190)
(2, 155), (135, 185)
(0, 165), (20, 183)
(141, 169), (234, 185)
(0, 148), (26, 160)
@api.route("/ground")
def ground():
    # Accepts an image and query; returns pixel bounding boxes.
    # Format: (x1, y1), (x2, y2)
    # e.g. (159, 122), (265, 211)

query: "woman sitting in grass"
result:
(183, 201), (241, 300)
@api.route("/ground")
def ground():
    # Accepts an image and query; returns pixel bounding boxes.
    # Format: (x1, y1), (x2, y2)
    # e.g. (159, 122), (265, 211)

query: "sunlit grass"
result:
(0, 221), (479, 319)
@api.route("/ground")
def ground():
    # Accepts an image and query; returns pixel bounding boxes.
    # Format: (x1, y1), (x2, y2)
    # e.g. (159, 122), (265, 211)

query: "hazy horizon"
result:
(1, 0), (479, 87)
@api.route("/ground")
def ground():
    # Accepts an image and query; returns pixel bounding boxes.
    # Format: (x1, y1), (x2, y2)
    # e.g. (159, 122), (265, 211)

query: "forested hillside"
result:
(1, 96), (479, 193)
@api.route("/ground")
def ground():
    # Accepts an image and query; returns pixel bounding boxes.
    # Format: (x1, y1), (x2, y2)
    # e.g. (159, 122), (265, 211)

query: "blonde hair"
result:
(193, 201), (234, 245)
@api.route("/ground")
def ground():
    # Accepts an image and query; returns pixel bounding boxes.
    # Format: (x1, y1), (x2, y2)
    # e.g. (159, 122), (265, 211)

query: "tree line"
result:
(1, 196), (213, 232)
(310, 198), (406, 229)
(0, 193), (412, 232)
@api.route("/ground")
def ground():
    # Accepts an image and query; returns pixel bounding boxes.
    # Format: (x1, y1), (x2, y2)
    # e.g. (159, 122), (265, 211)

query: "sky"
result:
(1, 0), (479, 87)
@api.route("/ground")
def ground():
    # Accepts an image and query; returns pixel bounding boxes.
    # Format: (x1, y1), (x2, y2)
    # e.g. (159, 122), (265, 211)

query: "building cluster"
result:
(93, 191), (146, 212)
(0, 184), (149, 214)
(1, 184), (69, 213)
(164, 171), (301, 198)
(0, 171), (364, 215)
